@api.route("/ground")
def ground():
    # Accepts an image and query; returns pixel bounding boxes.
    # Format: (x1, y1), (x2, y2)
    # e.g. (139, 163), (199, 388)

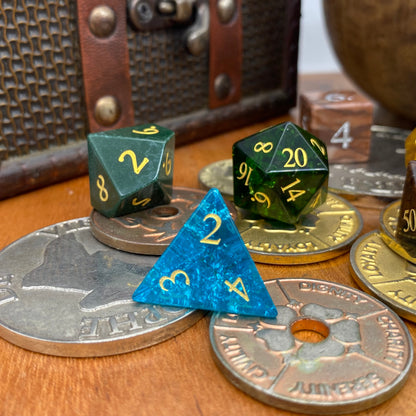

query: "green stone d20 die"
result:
(88, 124), (175, 217)
(232, 121), (329, 224)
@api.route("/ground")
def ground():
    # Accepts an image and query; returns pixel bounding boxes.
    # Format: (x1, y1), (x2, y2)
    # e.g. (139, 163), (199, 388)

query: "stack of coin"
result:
(90, 187), (236, 255)
(350, 154), (416, 322)
(201, 151), (413, 413)
(350, 199), (416, 322)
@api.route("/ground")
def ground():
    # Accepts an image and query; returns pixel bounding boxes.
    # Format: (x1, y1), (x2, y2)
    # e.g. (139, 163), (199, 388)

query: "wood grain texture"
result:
(323, 0), (416, 123)
(0, 74), (414, 416)
(299, 90), (373, 163)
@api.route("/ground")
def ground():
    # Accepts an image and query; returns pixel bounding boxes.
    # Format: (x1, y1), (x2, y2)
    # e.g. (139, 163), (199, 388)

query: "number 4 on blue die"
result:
(132, 188), (277, 318)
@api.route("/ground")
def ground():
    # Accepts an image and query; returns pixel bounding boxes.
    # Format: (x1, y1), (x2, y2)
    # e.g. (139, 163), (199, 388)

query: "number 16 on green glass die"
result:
(232, 122), (329, 224)
(88, 124), (175, 218)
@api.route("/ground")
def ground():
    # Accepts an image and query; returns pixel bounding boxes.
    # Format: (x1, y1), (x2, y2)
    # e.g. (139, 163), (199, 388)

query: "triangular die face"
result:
(298, 177), (329, 218)
(276, 171), (328, 213)
(274, 122), (328, 166)
(296, 124), (328, 166)
(132, 188), (277, 318)
(253, 187), (293, 223)
(270, 122), (328, 172)
(233, 126), (281, 172)
(117, 180), (171, 216)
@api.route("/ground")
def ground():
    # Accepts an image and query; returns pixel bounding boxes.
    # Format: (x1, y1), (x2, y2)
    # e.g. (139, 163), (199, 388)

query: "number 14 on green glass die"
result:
(232, 122), (329, 224)
(88, 124), (175, 218)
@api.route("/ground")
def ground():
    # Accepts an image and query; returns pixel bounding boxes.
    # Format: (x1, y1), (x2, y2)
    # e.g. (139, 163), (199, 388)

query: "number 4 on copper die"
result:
(132, 188), (277, 318)
(88, 124), (174, 218)
(232, 121), (329, 224)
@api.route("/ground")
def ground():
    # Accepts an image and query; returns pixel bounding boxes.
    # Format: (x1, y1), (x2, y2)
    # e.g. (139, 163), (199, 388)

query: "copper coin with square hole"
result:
(90, 187), (236, 255)
(210, 278), (412, 414)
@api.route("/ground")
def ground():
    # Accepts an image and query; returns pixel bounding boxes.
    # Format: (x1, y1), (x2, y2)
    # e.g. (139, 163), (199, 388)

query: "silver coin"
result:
(329, 125), (407, 198)
(210, 278), (413, 414)
(0, 218), (204, 357)
(329, 165), (404, 198)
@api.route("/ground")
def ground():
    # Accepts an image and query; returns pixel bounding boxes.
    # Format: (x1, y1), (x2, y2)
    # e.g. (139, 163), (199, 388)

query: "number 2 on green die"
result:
(118, 150), (149, 175)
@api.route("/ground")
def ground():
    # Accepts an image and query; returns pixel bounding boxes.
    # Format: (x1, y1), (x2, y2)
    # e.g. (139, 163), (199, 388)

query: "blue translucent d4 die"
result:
(88, 123), (174, 218)
(132, 188), (277, 318)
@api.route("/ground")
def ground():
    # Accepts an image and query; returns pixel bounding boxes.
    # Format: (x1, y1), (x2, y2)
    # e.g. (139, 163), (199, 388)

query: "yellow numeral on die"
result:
(96, 175), (109, 202)
(403, 209), (416, 232)
(159, 270), (190, 292)
(281, 178), (305, 202)
(200, 213), (222, 245)
(132, 125), (159, 135)
(118, 150), (149, 175)
(224, 277), (249, 302)
(282, 147), (308, 168)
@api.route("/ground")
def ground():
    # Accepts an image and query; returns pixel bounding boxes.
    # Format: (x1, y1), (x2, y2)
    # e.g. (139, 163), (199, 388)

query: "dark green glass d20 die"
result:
(88, 123), (175, 217)
(232, 122), (329, 224)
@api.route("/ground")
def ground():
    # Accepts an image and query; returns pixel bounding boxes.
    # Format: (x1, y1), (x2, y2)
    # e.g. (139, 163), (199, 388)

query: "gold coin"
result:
(380, 199), (400, 237)
(235, 193), (363, 265)
(379, 199), (416, 264)
(350, 230), (416, 322)
(198, 159), (234, 199)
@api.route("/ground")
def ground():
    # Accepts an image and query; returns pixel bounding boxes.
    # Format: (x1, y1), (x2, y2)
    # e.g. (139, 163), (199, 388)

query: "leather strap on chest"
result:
(77, 1), (134, 132)
(209, 0), (242, 109)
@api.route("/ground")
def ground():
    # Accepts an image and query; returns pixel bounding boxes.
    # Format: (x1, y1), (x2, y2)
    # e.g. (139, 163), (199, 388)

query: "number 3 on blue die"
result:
(132, 188), (277, 317)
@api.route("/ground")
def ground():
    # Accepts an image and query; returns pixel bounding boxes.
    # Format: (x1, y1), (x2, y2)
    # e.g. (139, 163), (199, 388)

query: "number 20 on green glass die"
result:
(88, 124), (175, 217)
(232, 122), (329, 224)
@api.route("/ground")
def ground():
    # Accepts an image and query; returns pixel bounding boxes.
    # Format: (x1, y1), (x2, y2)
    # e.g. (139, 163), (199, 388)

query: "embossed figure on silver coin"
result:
(0, 218), (203, 357)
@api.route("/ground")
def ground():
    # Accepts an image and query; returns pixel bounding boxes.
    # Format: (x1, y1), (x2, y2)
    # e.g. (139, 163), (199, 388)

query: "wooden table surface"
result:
(0, 74), (414, 416)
